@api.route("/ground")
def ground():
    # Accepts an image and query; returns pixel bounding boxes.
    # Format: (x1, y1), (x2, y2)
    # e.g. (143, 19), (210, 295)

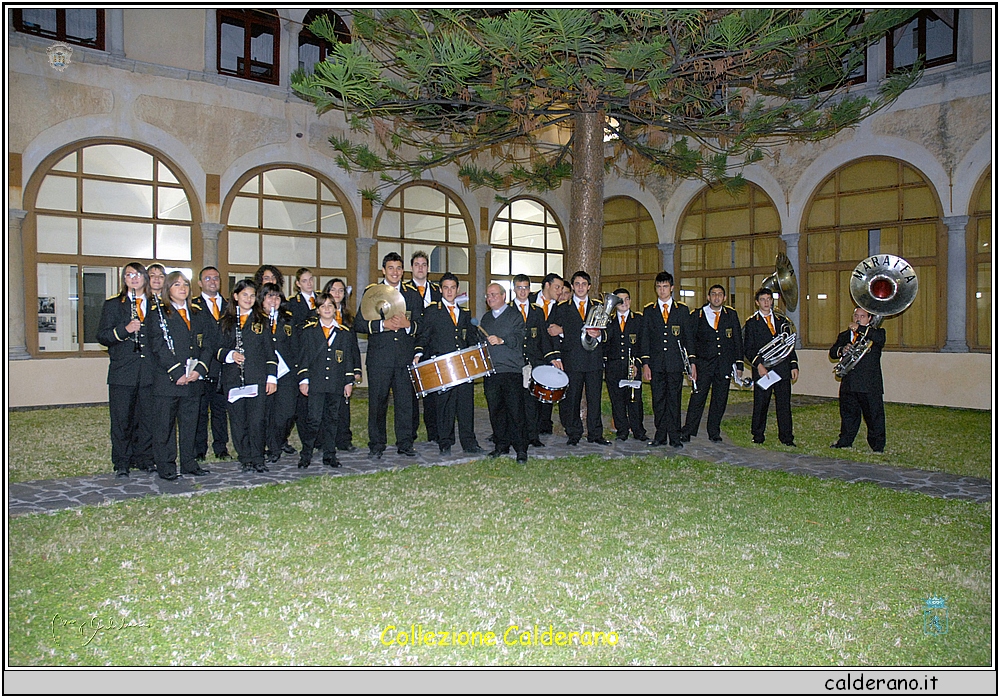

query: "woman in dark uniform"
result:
(261, 282), (299, 464)
(323, 278), (363, 452)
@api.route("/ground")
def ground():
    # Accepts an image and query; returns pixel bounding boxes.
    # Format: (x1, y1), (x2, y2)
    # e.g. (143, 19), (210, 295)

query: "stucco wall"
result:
(123, 9), (206, 72)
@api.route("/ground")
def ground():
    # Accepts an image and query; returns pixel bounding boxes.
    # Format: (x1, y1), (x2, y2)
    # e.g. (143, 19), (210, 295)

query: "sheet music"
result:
(756, 371), (782, 390)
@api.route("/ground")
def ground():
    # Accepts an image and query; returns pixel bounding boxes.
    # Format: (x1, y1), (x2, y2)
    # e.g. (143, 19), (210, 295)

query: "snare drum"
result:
(408, 344), (495, 398)
(530, 365), (569, 403)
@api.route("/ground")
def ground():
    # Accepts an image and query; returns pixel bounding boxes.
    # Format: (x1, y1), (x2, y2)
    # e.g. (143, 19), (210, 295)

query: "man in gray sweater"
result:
(479, 283), (529, 462)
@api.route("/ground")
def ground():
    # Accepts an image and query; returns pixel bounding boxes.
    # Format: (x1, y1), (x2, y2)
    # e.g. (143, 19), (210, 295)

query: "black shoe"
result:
(189, 467), (211, 476)
(241, 463), (253, 472)
(782, 441), (797, 448)
(529, 439), (545, 448)
(298, 456), (311, 469)
(136, 464), (154, 472)
(324, 459), (341, 469)
(397, 447), (417, 457)
(115, 470), (129, 479)
(539, 429), (553, 436)
(487, 449), (504, 458)
(256, 463), (270, 472)
(266, 453), (280, 464)
(516, 452), (528, 463)
(463, 446), (485, 454)
(439, 446), (452, 456)
(709, 435), (723, 443)
(752, 438), (765, 444)
(340, 445), (358, 453)
(195, 454), (207, 462)
(368, 450), (383, 460)
(647, 439), (667, 447)
(589, 437), (612, 446)
(158, 472), (179, 481)
(679, 434), (691, 443)
(872, 448), (884, 453)
(281, 443), (297, 455)
(670, 442), (684, 449)
(566, 438), (580, 446)
(830, 442), (850, 449)
(615, 434), (628, 442)
(215, 451), (231, 460)
(634, 434), (649, 441)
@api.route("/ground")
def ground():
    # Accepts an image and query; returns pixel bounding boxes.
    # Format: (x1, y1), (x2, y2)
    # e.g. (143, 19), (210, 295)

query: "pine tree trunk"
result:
(568, 110), (605, 292)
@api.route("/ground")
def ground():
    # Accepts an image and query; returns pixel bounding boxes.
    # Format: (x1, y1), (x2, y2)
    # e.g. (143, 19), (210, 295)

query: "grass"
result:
(7, 455), (991, 666)
(722, 402), (994, 480)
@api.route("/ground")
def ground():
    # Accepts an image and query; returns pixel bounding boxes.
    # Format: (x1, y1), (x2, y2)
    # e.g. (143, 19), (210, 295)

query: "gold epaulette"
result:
(643, 301), (657, 310)
(632, 309), (643, 318)
(303, 317), (319, 328)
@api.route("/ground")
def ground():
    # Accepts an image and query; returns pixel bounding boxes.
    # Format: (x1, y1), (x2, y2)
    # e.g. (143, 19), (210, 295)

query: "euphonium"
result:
(757, 252), (800, 368)
(581, 293), (622, 351)
(759, 318), (798, 368)
(833, 254), (918, 378)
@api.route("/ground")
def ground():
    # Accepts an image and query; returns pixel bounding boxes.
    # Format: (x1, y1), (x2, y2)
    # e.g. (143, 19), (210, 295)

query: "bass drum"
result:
(408, 344), (495, 398)
(530, 365), (569, 404)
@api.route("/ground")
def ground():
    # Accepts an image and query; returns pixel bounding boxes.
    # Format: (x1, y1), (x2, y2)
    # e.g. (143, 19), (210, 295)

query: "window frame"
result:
(488, 196), (565, 298)
(966, 168), (992, 353)
(217, 9), (281, 85)
(298, 10), (351, 74)
(13, 8), (106, 50)
(887, 9), (959, 72)
(600, 196), (660, 309)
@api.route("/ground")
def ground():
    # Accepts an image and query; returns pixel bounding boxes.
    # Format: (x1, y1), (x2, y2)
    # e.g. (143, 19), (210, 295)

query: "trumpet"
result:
(679, 340), (697, 393)
(582, 293), (622, 351)
(627, 347), (639, 403)
(731, 363), (752, 389)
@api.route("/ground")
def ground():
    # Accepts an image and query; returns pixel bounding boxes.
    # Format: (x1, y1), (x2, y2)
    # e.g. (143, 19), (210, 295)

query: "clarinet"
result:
(678, 339), (698, 393)
(130, 294), (141, 353)
(156, 299), (175, 356)
(235, 315), (246, 388)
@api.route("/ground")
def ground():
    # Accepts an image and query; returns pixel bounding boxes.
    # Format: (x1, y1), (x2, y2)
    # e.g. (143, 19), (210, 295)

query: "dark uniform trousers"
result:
(97, 294), (157, 472)
(265, 310), (298, 459)
(414, 302), (479, 451)
(297, 321), (357, 463)
(218, 315), (277, 469)
(148, 306), (216, 477)
(544, 298), (606, 442)
(481, 306), (528, 456)
(190, 295), (229, 458)
(354, 282), (424, 454)
(535, 297), (559, 434)
(683, 306), (743, 440)
(743, 312), (798, 445)
(605, 312), (647, 440)
(408, 280), (442, 443)
(830, 326), (886, 451)
(641, 300), (693, 446)
(336, 325), (362, 450)
(512, 300), (545, 442)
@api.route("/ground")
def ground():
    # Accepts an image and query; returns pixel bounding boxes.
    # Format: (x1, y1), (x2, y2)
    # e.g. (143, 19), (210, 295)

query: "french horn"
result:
(758, 252), (799, 367)
(833, 254), (918, 378)
(581, 293), (622, 351)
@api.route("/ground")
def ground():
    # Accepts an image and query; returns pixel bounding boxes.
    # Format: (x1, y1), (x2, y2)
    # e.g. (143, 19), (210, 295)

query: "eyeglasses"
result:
(124, 272), (142, 279)
(514, 286), (530, 291)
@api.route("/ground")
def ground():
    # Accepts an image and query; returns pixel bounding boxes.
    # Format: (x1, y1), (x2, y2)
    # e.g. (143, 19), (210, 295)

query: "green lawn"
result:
(7, 456), (991, 666)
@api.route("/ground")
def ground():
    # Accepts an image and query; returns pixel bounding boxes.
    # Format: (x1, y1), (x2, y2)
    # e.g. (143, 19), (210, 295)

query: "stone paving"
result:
(8, 399), (991, 517)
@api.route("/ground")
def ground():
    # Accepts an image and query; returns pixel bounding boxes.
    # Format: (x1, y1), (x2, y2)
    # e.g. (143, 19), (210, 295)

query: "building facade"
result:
(7, 8), (993, 408)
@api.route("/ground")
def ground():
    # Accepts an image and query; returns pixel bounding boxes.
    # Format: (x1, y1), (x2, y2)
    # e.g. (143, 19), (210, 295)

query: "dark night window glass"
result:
(14, 9), (105, 50)
(888, 9), (958, 72)
(217, 9), (280, 84)
(298, 10), (351, 73)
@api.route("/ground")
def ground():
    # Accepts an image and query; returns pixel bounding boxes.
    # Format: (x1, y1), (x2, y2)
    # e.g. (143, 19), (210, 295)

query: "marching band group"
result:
(99, 250), (889, 480)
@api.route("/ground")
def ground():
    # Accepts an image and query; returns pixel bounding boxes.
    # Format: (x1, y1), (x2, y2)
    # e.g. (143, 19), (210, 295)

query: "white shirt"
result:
(412, 278), (432, 307)
(658, 298), (674, 316)
(702, 304), (720, 328)
(201, 292), (223, 314)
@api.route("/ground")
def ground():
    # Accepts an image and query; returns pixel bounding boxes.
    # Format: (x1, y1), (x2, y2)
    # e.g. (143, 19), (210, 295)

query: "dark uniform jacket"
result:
(266, 307), (299, 386)
(405, 279), (442, 309)
(414, 301), (475, 359)
(97, 293), (157, 386)
(510, 300), (546, 368)
(829, 325), (885, 394)
(479, 306), (525, 375)
(688, 305), (744, 375)
(216, 312), (278, 391)
(640, 299), (693, 373)
(288, 291), (319, 329)
(147, 303), (217, 397)
(604, 309), (644, 380)
(743, 311), (799, 380)
(543, 297), (607, 373)
(353, 281), (425, 369)
(297, 320), (358, 393)
(190, 294), (228, 381)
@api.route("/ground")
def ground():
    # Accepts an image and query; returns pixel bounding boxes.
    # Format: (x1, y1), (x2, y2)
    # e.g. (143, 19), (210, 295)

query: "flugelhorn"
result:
(757, 252), (799, 367)
(581, 293), (622, 351)
(833, 254), (917, 378)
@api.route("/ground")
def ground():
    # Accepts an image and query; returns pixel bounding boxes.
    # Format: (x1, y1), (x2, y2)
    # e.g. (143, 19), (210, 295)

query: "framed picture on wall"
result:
(38, 297), (56, 314)
(38, 316), (57, 333)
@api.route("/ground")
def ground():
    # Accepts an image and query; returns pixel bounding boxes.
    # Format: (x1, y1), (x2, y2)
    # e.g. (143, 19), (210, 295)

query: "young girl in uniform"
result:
(323, 278), (363, 452)
(261, 282), (298, 464)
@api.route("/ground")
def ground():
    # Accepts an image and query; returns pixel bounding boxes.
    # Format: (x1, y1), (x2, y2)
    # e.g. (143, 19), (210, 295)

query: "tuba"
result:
(758, 253), (799, 367)
(833, 254), (917, 378)
(581, 293), (623, 351)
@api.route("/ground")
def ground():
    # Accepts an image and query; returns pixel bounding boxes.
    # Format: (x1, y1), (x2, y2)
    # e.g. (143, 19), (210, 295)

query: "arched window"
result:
(217, 9), (280, 85)
(376, 183), (473, 298)
(489, 198), (564, 295)
(224, 167), (352, 296)
(676, 183), (782, 323)
(298, 10), (350, 74)
(802, 158), (943, 350)
(601, 197), (659, 307)
(26, 142), (195, 355)
(968, 168), (991, 351)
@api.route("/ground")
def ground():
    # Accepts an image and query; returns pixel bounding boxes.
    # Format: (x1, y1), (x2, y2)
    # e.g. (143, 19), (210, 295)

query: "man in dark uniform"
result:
(413, 273), (484, 456)
(829, 307), (886, 452)
(543, 270), (610, 446)
(641, 271), (693, 449)
(354, 252), (424, 459)
(288, 267), (319, 328)
(681, 284), (745, 443)
(297, 293), (358, 468)
(604, 287), (647, 442)
(261, 283), (298, 464)
(190, 266), (230, 460)
(530, 273), (564, 436)
(510, 274), (546, 447)
(405, 250), (442, 445)
(743, 287), (799, 446)
(480, 283), (529, 462)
